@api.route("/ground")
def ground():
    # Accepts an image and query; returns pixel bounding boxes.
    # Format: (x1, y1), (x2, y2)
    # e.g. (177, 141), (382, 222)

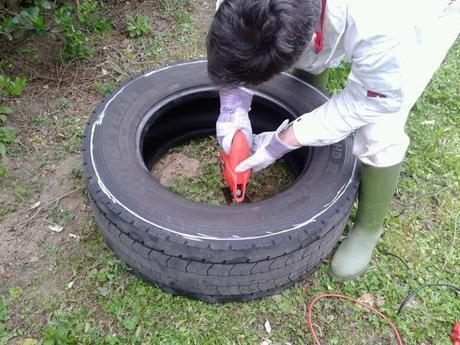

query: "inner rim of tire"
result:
(138, 87), (313, 202)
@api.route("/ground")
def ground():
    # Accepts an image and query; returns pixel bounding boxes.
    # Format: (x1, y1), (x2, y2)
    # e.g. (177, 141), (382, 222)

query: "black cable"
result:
(397, 283), (460, 315)
(377, 247), (410, 270)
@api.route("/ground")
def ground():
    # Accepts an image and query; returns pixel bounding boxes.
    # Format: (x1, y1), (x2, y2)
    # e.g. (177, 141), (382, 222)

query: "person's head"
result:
(207, 0), (320, 87)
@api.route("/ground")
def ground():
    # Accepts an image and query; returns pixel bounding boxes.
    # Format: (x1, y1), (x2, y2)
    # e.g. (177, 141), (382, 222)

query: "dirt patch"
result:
(153, 152), (203, 186)
(0, 155), (86, 290)
(0, 0), (216, 338)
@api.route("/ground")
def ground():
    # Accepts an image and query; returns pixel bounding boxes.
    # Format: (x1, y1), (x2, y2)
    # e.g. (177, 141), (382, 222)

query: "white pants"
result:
(354, 2), (460, 167)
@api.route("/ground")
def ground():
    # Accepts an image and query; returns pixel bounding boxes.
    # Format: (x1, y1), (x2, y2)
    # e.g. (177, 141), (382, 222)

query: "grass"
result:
(0, 0), (458, 344)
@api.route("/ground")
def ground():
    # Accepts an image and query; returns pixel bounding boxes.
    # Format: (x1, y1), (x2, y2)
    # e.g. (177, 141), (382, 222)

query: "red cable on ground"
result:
(307, 293), (404, 345)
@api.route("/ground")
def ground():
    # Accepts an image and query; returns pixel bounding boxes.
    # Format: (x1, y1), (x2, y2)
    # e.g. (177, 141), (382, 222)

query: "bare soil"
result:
(0, 155), (87, 287)
(0, 0), (215, 301)
(153, 152), (203, 186)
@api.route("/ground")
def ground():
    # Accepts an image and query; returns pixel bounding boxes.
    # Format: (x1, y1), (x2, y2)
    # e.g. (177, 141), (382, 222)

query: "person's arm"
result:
(236, 33), (404, 173)
(292, 32), (403, 146)
(278, 122), (302, 147)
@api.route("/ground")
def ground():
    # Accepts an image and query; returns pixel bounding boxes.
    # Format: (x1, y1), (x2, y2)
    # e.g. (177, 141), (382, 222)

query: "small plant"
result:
(0, 164), (7, 179)
(55, 5), (93, 61)
(70, 167), (82, 179)
(0, 2), (50, 39)
(90, 80), (115, 96)
(125, 15), (150, 38)
(1, 0), (112, 62)
(13, 183), (29, 202)
(54, 116), (83, 153)
(31, 115), (50, 128)
(0, 106), (17, 157)
(0, 106), (12, 124)
(0, 75), (27, 97)
(78, 0), (112, 34)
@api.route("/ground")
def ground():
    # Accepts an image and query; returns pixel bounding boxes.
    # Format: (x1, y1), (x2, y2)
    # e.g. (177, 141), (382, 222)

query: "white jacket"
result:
(291, 0), (459, 166)
(215, 0), (460, 166)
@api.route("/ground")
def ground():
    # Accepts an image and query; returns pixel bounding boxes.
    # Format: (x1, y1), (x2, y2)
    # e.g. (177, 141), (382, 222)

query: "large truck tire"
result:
(81, 61), (359, 303)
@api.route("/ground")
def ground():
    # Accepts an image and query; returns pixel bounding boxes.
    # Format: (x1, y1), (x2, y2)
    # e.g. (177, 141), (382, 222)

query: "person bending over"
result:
(207, 0), (460, 280)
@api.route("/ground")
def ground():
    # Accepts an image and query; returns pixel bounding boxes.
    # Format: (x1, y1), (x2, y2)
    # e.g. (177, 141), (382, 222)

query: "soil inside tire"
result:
(151, 136), (296, 205)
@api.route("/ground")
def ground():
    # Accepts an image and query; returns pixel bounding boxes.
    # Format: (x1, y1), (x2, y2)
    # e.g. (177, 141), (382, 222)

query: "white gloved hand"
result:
(235, 120), (299, 173)
(216, 87), (253, 155)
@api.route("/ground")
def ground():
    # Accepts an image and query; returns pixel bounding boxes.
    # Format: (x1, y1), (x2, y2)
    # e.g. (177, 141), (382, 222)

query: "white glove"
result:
(216, 87), (253, 155)
(235, 120), (299, 173)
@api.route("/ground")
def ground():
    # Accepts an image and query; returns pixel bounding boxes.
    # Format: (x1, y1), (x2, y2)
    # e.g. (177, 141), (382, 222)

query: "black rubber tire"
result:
(82, 61), (360, 303)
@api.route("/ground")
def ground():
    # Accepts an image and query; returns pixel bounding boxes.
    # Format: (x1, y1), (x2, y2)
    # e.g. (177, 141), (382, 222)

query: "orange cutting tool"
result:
(220, 130), (252, 203)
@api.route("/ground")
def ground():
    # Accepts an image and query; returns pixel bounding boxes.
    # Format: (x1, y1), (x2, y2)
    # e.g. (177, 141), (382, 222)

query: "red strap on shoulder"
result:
(314, 0), (327, 53)
(367, 90), (387, 98)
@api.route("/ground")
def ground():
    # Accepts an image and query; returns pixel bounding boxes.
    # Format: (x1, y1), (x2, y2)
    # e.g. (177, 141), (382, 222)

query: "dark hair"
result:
(207, 0), (320, 86)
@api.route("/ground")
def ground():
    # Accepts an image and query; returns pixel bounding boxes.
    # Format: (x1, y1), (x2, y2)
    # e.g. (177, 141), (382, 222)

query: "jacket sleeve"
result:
(292, 32), (404, 146)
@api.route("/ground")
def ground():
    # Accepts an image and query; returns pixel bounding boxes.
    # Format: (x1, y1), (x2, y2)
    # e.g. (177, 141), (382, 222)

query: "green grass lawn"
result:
(0, 1), (459, 344)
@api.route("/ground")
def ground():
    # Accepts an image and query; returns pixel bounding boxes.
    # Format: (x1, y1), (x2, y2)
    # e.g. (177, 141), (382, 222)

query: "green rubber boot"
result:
(331, 162), (402, 281)
(290, 68), (329, 90)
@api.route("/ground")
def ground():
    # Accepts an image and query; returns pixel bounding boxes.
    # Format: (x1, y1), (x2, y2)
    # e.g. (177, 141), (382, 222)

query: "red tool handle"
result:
(452, 322), (460, 345)
(220, 130), (251, 203)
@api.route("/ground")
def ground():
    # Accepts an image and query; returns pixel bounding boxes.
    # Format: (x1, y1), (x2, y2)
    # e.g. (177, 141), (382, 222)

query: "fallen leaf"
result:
(264, 320), (272, 334)
(31, 201), (41, 209)
(357, 292), (384, 308)
(48, 224), (64, 233)
(326, 314), (335, 324)
(438, 138), (448, 148)
(69, 233), (80, 240)
(22, 338), (39, 345)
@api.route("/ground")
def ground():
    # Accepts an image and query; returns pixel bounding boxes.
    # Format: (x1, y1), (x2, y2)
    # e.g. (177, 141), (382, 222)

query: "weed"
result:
(171, 7), (192, 25)
(0, 295), (14, 344)
(20, 46), (39, 57)
(327, 61), (351, 95)
(77, 0), (112, 34)
(7, 287), (23, 302)
(0, 106), (16, 158)
(0, 126), (16, 157)
(50, 208), (75, 224)
(0, 3), (49, 38)
(146, 35), (166, 60)
(31, 115), (50, 129)
(13, 183), (30, 202)
(0, 206), (10, 217)
(1, 0), (111, 61)
(0, 76), (25, 162)
(90, 80), (115, 96)
(125, 15), (150, 38)
(56, 116), (84, 153)
(56, 6), (93, 61)
(0, 165), (7, 179)
(0, 76), (27, 97)
(57, 98), (71, 111)
(70, 167), (83, 180)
